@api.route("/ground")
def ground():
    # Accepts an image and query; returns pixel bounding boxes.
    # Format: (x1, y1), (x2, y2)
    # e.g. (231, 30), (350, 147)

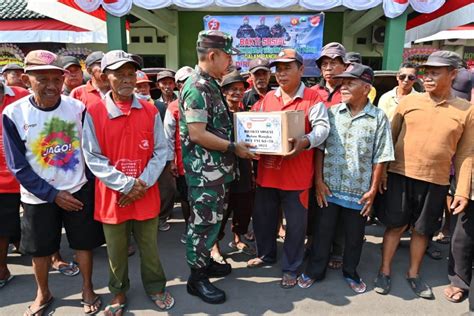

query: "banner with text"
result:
(204, 14), (325, 77)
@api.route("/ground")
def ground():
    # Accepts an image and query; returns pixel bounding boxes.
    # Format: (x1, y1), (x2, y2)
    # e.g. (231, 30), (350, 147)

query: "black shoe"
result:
(206, 258), (231, 277)
(187, 269), (226, 304)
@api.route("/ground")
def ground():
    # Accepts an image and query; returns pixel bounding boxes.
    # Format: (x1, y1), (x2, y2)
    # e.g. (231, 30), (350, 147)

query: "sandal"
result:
(374, 272), (391, 295)
(280, 273), (297, 289)
(0, 274), (14, 288)
(228, 241), (256, 256)
(406, 275), (434, 299)
(150, 290), (175, 310)
(297, 273), (315, 289)
(345, 277), (367, 294)
(24, 296), (54, 316)
(104, 303), (126, 316)
(328, 256), (343, 270)
(434, 232), (451, 244)
(53, 261), (80, 277)
(81, 295), (102, 315)
(211, 253), (228, 265)
(247, 257), (273, 268)
(444, 285), (466, 303)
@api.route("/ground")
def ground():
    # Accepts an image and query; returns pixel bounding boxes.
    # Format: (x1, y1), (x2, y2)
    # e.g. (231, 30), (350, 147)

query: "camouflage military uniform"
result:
(179, 65), (235, 269)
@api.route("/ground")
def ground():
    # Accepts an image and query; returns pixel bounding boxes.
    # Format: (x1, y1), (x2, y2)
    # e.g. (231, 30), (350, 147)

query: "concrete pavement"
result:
(0, 208), (469, 315)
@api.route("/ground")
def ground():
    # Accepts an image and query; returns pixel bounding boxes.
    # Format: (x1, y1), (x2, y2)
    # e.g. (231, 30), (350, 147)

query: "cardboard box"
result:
(234, 110), (305, 155)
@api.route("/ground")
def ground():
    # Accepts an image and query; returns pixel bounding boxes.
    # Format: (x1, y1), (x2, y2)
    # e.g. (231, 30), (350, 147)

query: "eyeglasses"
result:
(398, 74), (416, 81)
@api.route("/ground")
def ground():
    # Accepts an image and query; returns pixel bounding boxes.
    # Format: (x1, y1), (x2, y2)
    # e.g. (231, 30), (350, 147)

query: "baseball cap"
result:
(101, 50), (140, 72)
(85, 51), (104, 68)
(220, 70), (249, 89)
(59, 56), (81, 69)
(269, 49), (304, 67)
(1, 63), (23, 74)
(316, 42), (347, 68)
(452, 68), (472, 101)
(175, 66), (194, 83)
(156, 70), (176, 82)
(136, 70), (152, 84)
(422, 51), (461, 68)
(345, 52), (362, 64)
(197, 30), (240, 55)
(334, 63), (374, 84)
(249, 58), (270, 73)
(24, 50), (65, 73)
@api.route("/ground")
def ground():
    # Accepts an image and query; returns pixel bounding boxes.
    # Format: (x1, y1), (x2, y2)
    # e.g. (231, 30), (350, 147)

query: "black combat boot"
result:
(205, 257), (232, 277)
(187, 268), (226, 304)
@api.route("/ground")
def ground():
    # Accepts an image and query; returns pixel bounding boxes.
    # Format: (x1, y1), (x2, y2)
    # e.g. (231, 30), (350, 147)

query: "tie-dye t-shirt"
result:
(2, 95), (87, 204)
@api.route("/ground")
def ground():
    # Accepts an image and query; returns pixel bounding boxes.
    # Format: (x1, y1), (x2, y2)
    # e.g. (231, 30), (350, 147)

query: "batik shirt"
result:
(322, 102), (394, 210)
(179, 66), (235, 187)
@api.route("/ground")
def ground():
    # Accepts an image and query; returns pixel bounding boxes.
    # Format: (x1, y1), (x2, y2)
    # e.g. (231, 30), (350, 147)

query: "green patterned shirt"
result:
(179, 66), (235, 187)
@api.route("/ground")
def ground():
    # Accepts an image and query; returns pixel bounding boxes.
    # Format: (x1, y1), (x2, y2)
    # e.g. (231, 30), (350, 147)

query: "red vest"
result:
(87, 99), (161, 224)
(257, 87), (321, 190)
(0, 86), (30, 193)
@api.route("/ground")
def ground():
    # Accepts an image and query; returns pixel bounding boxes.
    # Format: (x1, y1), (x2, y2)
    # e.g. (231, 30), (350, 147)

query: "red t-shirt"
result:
(70, 81), (103, 108)
(0, 86), (30, 193)
(87, 98), (161, 224)
(257, 87), (322, 191)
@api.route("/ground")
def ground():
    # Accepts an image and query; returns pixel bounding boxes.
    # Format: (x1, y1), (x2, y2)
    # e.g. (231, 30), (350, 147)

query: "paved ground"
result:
(0, 207), (470, 315)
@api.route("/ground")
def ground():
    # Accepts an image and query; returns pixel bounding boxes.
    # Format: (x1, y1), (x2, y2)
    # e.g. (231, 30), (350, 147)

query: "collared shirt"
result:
(389, 93), (474, 198)
(310, 79), (342, 108)
(70, 80), (105, 108)
(158, 93), (177, 105)
(243, 86), (268, 111)
(378, 86), (417, 121)
(322, 102), (394, 210)
(179, 65), (235, 187)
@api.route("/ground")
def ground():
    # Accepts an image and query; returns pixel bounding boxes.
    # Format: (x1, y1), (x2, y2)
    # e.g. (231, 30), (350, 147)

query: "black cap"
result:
(1, 63), (24, 74)
(59, 56), (81, 69)
(422, 51), (461, 68)
(220, 70), (249, 89)
(85, 51), (104, 68)
(452, 68), (472, 101)
(249, 58), (270, 73)
(156, 70), (176, 82)
(334, 63), (374, 84)
(345, 52), (362, 64)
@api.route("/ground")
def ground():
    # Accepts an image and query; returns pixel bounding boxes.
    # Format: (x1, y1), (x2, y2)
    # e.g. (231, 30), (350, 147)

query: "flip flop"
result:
(150, 290), (175, 311)
(24, 296), (54, 316)
(444, 285), (466, 303)
(345, 277), (367, 294)
(0, 274), (14, 288)
(81, 295), (102, 315)
(104, 303), (126, 316)
(247, 257), (274, 268)
(297, 273), (315, 289)
(434, 232), (451, 244)
(53, 261), (80, 277)
(228, 241), (256, 256)
(280, 273), (297, 289)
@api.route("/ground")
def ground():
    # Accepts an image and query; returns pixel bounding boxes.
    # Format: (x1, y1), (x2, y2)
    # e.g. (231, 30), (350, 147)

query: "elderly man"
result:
(2, 50), (104, 315)
(375, 51), (474, 299)
(311, 42), (347, 107)
(82, 50), (174, 314)
(156, 70), (177, 105)
(0, 81), (29, 289)
(60, 56), (84, 96)
(1, 63), (27, 89)
(298, 63), (394, 293)
(180, 30), (254, 304)
(70, 51), (109, 107)
(378, 62), (418, 121)
(243, 58), (271, 110)
(246, 49), (329, 289)
(163, 66), (194, 244)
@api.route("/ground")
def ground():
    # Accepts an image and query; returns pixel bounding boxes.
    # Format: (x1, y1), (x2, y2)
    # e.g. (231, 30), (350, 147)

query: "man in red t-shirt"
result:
(82, 50), (174, 314)
(246, 49), (330, 288)
(0, 82), (29, 288)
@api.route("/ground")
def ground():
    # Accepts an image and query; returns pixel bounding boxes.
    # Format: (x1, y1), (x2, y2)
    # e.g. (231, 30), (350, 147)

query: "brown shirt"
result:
(389, 93), (474, 198)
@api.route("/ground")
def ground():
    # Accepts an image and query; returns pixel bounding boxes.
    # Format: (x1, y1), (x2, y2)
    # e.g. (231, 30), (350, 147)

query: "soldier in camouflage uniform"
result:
(179, 30), (255, 304)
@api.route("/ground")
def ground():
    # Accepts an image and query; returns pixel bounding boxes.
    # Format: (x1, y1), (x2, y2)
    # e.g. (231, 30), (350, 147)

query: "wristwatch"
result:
(227, 141), (236, 153)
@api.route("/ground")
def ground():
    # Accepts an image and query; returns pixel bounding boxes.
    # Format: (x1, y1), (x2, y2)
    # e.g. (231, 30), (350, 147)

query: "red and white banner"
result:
(73, 0), (445, 18)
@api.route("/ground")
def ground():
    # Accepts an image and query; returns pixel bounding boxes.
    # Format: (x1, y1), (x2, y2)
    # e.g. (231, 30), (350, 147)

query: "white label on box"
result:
(236, 114), (282, 153)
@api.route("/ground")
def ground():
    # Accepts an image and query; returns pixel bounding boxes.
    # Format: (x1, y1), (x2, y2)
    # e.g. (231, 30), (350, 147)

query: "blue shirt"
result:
(322, 102), (394, 210)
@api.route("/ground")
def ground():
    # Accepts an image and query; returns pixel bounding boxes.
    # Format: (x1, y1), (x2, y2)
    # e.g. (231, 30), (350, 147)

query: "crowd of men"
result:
(0, 29), (473, 316)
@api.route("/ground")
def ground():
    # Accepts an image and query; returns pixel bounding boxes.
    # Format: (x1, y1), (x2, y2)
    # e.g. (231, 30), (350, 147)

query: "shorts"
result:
(0, 193), (21, 241)
(176, 175), (188, 202)
(377, 172), (449, 235)
(20, 181), (105, 257)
